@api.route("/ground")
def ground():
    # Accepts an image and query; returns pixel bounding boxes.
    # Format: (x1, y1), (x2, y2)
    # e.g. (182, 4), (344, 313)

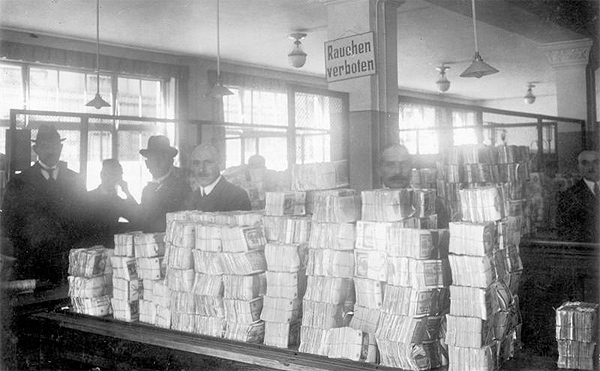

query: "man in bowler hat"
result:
(1, 124), (87, 283)
(136, 135), (191, 232)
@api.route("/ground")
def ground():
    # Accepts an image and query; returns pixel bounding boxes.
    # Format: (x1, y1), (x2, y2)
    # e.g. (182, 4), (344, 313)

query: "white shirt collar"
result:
(153, 167), (173, 184)
(201, 175), (222, 196)
(583, 178), (598, 195)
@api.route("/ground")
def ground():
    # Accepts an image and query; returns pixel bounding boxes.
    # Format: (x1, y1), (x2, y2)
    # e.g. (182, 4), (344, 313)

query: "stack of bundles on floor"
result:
(111, 233), (143, 322)
(291, 160), (349, 192)
(261, 191), (310, 348)
(299, 188), (359, 357)
(68, 246), (113, 316)
(446, 186), (523, 371)
(556, 302), (598, 370)
(357, 189), (450, 370)
(129, 232), (166, 326)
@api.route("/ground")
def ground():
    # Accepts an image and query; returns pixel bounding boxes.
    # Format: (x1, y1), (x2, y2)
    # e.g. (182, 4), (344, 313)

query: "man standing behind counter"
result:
(557, 150), (599, 243)
(378, 143), (449, 228)
(137, 135), (191, 232)
(185, 143), (251, 212)
(1, 124), (87, 283)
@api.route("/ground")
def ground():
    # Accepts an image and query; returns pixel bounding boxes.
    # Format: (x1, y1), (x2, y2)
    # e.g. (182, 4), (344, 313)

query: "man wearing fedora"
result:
(137, 135), (191, 233)
(1, 124), (87, 284)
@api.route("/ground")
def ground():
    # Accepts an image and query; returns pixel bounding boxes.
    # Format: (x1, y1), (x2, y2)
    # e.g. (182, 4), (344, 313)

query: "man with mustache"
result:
(556, 150), (599, 242)
(185, 143), (252, 212)
(378, 143), (448, 228)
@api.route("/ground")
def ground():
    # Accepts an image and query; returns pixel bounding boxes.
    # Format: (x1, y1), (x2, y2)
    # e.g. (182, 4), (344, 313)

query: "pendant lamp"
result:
(86, 0), (111, 109)
(206, 0), (233, 98)
(460, 0), (498, 78)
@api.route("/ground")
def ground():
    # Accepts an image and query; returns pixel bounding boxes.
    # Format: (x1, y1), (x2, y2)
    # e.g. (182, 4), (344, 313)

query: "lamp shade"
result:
(205, 81), (233, 98)
(524, 85), (536, 104)
(436, 66), (450, 93)
(86, 92), (111, 109)
(288, 32), (307, 68)
(460, 52), (499, 78)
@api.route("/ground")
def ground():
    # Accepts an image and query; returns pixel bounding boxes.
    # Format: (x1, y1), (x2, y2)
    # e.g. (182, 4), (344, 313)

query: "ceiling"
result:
(0, 0), (597, 105)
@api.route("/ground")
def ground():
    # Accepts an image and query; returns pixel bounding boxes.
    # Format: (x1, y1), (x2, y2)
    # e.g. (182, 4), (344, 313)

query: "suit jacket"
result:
(137, 169), (191, 233)
(185, 177), (252, 213)
(84, 187), (136, 248)
(1, 161), (87, 282)
(557, 179), (599, 243)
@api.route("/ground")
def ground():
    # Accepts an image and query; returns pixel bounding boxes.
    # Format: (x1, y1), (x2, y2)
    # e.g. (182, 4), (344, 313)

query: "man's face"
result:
(33, 140), (62, 167)
(101, 166), (123, 189)
(578, 151), (600, 182)
(191, 147), (221, 187)
(379, 148), (412, 189)
(145, 155), (171, 179)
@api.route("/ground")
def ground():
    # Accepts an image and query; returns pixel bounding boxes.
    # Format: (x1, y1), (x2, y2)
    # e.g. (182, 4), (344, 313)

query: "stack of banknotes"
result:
(110, 234), (145, 322)
(291, 160), (349, 191)
(326, 327), (377, 362)
(264, 191), (306, 216)
(556, 301), (599, 370)
(262, 215), (311, 244)
(68, 246), (113, 316)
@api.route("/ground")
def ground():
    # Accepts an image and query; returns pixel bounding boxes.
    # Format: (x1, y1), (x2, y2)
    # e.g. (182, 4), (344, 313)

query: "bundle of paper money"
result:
(167, 221), (196, 249)
(353, 277), (384, 308)
(68, 275), (111, 298)
(170, 291), (196, 314)
(361, 189), (414, 222)
(110, 256), (138, 281)
(68, 246), (113, 278)
(291, 160), (349, 191)
(264, 320), (301, 348)
(171, 312), (196, 333)
(264, 242), (307, 272)
(221, 225), (267, 253)
(111, 298), (139, 322)
(381, 286), (449, 317)
(114, 232), (138, 257)
(194, 294), (225, 318)
(311, 193), (361, 223)
(136, 256), (165, 280)
(223, 273), (265, 300)
(266, 270), (307, 299)
(224, 297), (263, 323)
(260, 296), (302, 323)
(165, 267), (195, 292)
(375, 314), (441, 343)
(307, 249), (354, 278)
(308, 222), (355, 250)
(155, 305), (171, 329)
(354, 249), (387, 281)
(302, 300), (351, 329)
(139, 299), (156, 325)
(411, 189), (436, 219)
(458, 187), (505, 223)
(192, 273), (223, 297)
(449, 222), (496, 256)
(448, 254), (495, 288)
(165, 245), (194, 270)
(112, 277), (142, 302)
(555, 301), (598, 370)
(299, 326), (330, 356)
(220, 251), (267, 275)
(376, 338), (445, 371)
(303, 276), (353, 304)
(224, 320), (265, 343)
(192, 250), (223, 275)
(327, 327), (377, 362)
(305, 188), (356, 215)
(264, 191), (306, 216)
(410, 168), (438, 189)
(348, 305), (380, 334)
(152, 280), (171, 309)
(262, 216), (311, 243)
(445, 314), (495, 348)
(449, 285), (494, 320)
(195, 316), (226, 337)
(387, 258), (448, 288)
(133, 232), (166, 257)
(194, 223), (222, 252)
(447, 342), (497, 371)
(71, 295), (111, 316)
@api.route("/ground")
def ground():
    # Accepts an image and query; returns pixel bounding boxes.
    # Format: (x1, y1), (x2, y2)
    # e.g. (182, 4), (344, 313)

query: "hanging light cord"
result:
(471, 0), (479, 53)
(216, 0), (221, 79)
(95, 0), (101, 94)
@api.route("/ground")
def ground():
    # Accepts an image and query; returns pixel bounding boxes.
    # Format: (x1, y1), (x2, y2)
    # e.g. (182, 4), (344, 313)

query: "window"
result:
(452, 110), (478, 146)
(398, 103), (438, 155)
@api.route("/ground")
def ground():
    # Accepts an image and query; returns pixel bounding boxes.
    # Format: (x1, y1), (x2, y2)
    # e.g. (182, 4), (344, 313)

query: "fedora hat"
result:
(139, 135), (178, 158)
(32, 124), (66, 144)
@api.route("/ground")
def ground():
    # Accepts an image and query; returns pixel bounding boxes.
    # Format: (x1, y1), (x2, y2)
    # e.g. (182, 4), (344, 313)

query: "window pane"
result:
(225, 137), (242, 169)
(223, 88), (243, 123)
(117, 78), (140, 116)
(252, 90), (287, 126)
(141, 80), (160, 117)
(30, 68), (58, 111)
(418, 129), (439, 154)
(399, 131), (417, 154)
(0, 64), (24, 119)
(86, 130), (113, 191)
(118, 130), (153, 200)
(399, 103), (435, 129)
(260, 137), (287, 171)
(59, 71), (86, 113)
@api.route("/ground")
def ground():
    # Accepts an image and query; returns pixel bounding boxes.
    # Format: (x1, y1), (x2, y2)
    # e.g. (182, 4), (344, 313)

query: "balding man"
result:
(378, 143), (449, 228)
(557, 150), (599, 243)
(185, 143), (252, 212)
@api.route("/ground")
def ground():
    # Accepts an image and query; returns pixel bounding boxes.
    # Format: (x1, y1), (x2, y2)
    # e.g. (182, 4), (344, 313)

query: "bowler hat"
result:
(31, 124), (65, 144)
(139, 135), (178, 158)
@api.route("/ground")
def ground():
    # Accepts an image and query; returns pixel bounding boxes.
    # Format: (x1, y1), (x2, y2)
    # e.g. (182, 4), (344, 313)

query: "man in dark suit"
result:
(137, 135), (191, 233)
(1, 124), (87, 283)
(557, 150), (599, 243)
(185, 143), (252, 212)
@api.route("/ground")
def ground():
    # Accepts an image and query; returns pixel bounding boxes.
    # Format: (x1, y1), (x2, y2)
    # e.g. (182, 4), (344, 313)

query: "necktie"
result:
(594, 182), (599, 197)
(41, 167), (57, 181)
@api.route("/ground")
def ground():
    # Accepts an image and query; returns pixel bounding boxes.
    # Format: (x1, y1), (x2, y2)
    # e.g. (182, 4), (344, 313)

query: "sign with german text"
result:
(325, 32), (376, 83)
